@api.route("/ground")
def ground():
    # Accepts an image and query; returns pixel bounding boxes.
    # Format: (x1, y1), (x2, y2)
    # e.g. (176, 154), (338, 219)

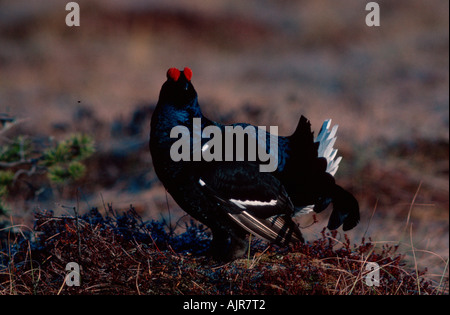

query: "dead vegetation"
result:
(0, 206), (444, 295)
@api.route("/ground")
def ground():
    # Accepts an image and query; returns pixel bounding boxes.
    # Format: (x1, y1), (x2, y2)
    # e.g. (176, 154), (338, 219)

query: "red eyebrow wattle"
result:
(184, 67), (193, 81)
(167, 68), (181, 81)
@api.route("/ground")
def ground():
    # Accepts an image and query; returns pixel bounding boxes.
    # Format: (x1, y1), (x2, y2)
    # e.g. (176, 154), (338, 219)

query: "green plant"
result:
(43, 134), (94, 183)
(0, 131), (95, 216)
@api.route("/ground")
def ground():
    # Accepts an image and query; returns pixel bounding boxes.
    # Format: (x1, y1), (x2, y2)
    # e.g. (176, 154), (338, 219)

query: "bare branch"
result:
(0, 116), (28, 137)
(0, 159), (35, 168)
(13, 163), (41, 183)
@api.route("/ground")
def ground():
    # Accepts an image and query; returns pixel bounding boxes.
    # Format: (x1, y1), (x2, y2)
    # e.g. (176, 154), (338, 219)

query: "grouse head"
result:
(158, 67), (197, 108)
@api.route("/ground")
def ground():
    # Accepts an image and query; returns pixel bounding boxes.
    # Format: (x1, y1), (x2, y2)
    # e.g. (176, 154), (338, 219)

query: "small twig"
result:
(398, 181), (422, 246)
(165, 190), (174, 236)
(410, 224), (421, 295)
(363, 198), (378, 240)
(57, 274), (68, 295)
(168, 244), (178, 256)
(173, 213), (190, 231)
(74, 191), (82, 259)
(249, 245), (270, 269)
(135, 262), (141, 295)
(247, 233), (252, 269)
(147, 229), (165, 257)
(100, 193), (108, 217)
(437, 258), (449, 295)
(27, 240), (38, 295)
(404, 181), (422, 234)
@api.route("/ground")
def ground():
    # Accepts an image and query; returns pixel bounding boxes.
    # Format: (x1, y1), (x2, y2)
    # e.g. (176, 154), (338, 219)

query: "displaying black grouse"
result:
(150, 67), (359, 261)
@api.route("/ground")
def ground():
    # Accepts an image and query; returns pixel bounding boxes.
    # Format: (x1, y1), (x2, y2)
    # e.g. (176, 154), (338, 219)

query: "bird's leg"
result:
(207, 228), (230, 261)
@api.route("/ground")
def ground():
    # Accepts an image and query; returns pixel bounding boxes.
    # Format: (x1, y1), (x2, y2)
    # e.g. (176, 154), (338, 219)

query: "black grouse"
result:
(150, 67), (359, 261)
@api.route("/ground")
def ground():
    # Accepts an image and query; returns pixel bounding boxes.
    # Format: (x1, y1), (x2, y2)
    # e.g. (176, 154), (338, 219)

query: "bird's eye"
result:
(167, 68), (181, 82)
(184, 67), (193, 81)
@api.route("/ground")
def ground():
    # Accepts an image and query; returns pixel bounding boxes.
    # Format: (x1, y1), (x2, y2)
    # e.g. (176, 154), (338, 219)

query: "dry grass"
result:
(0, 206), (445, 295)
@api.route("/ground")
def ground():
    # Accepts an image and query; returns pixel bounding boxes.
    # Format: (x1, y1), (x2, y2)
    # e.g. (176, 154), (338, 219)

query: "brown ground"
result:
(0, 0), (448, 287)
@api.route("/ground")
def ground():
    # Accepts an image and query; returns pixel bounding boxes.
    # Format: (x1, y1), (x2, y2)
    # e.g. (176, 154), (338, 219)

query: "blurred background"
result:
(0, 0), (448, 279)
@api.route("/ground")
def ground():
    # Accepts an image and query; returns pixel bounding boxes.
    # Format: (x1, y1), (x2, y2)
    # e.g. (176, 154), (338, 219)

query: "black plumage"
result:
(150, 67), (359, 261)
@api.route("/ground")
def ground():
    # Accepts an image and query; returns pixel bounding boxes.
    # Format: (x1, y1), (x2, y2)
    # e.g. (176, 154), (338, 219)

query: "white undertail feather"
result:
(230, 198), (278, 209)
(295, 119), (342, 216)
(316, 119), (341, 177)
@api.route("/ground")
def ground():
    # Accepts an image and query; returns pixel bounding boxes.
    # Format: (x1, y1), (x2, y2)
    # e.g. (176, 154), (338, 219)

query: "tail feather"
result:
(316, 119), (341, 176)
(227, 212), (304, 245)
(327, 185), (360, 231)
(294, 119), (341, 218)
(293, 119), (359, 233)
